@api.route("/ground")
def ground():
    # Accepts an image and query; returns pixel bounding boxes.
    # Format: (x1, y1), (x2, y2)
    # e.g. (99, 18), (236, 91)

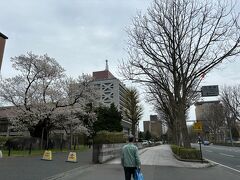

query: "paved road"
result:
(192, 143), (240, 172)
(0, 150), (93, 180)
(1, 145), (240, 180)
(46, 164), (240, 180)
(47, 145), (240, 180)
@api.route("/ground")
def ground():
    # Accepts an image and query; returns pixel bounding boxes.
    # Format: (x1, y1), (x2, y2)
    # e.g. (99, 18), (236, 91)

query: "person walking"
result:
(121, 134), (141, 180)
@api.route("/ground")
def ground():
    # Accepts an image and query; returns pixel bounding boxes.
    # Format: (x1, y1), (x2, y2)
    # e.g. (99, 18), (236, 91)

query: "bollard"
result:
(8, 146), (11, 157)
(28, 143), (32, 155)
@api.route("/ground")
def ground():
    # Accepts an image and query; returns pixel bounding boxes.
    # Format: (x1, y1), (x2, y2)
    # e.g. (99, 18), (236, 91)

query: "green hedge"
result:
(93, 131), (127, 144)
(171, 145), (201, 160)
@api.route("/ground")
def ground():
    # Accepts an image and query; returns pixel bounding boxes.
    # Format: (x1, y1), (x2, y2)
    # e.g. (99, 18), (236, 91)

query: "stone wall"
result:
(92, 142), (143, 164)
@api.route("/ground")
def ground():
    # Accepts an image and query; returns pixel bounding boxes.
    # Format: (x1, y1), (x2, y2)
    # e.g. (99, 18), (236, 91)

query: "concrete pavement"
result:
(46, 163), (240, 180)
(107, 144), (211, 168)
(45, 145), (224, 180)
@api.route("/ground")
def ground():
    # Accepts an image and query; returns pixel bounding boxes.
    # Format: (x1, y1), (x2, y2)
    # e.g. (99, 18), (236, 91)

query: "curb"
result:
(173, 154), (208, 163)
(173, 154), (216, 168)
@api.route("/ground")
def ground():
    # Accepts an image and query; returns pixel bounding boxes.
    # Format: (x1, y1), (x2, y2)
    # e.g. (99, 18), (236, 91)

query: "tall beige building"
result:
(195, 100), (221, 121)
(195, 100), (225, 141)
(143, 115), (162, 139)
(91, 61), (131, 133)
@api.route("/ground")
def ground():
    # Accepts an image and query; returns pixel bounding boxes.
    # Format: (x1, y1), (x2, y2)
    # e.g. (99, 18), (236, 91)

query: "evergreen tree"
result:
(124, 87), (143, 139)
(93, 103), (123, 134)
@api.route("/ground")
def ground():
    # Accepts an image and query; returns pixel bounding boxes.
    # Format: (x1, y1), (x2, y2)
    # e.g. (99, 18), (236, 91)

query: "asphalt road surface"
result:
(46, 164), (240, 180)
(1, 145), (240, 180)
(0, 150), (93, 180)
(193, 143), (240, 172)
(46, 145), (240, 180)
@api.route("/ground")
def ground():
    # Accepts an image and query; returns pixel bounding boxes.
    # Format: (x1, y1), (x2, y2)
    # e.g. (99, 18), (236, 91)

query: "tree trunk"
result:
(229, 126), (234, 146)
(181, 120), (191, 148)
(179, 106), (191, 148)
(131, 122), (136, 139)
(169, 123), (178, 145)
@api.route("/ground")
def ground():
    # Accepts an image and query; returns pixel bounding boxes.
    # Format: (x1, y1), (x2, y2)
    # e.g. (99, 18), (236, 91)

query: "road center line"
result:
(206, 159), (240, 174)
(219, 153), (234, 157)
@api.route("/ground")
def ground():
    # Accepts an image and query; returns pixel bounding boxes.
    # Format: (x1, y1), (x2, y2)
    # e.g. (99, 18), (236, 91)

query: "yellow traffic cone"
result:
(41, 150), (52, 161)
(66, 152), (77, 163)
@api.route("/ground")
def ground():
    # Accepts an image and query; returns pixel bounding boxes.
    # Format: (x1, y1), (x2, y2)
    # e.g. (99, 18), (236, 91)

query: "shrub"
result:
(93, 131), (127, 144)
(0, 136), (9, 148)
(171, 144), (201, 160)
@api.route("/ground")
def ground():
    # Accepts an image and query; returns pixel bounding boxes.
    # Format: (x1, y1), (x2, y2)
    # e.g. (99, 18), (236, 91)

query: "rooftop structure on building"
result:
(150, 115), (158, 121)
(92, 60), (131, 133)
(93, 60), (116, 80)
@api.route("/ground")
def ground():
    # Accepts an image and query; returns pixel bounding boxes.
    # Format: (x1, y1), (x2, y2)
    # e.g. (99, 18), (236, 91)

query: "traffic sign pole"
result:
(198, 135), (203, 163)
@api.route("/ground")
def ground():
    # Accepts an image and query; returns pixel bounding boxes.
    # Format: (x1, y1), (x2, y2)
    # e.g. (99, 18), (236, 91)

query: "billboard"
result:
(201, 85), (219, 97)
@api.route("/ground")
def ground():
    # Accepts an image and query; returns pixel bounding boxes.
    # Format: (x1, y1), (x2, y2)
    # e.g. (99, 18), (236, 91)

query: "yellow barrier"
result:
(66, 152), (77, 163)
(41, 150), (52, 161)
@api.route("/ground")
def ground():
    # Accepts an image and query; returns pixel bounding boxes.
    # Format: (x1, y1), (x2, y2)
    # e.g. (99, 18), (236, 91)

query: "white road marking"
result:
(219, 153), (234, 157)
(205, 150), (213, 153)
(206, 159), (240, 174)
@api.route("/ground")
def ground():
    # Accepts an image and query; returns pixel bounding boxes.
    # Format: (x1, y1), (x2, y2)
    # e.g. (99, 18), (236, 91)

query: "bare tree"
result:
(0, 52), (98, 146)
(123, 87), (143, 139)
(203, 103), (225, 143)
(221, 85), (240, 144)
(120, 0), (240, 147)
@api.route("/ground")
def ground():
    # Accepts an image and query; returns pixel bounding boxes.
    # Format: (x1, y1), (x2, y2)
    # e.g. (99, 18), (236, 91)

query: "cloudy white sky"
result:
(1, 0), (240, 130)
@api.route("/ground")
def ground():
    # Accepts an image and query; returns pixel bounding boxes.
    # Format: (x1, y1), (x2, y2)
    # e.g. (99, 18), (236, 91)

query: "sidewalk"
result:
(107, 144), (212, 168)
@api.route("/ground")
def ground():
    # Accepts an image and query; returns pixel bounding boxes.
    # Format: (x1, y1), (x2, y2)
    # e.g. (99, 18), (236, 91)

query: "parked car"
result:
(203, 140), (210, 145)
(148, 140), (154, 146)
(142, 140), (149, 146)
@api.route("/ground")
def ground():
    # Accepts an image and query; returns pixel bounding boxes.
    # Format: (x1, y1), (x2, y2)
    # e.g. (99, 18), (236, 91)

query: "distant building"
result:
(195, 100), (221, 121)
(143, 115), (162, 139)
(0, 32), (8, 71)
(0, 106), (29, 136)
(92, 60), (131, 133)
(195, 100), (225, 141)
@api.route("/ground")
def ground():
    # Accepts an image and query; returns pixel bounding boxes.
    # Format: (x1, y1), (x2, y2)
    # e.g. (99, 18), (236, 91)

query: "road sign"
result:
(193, 122), (202, 131)
(201, 85), (219, 97)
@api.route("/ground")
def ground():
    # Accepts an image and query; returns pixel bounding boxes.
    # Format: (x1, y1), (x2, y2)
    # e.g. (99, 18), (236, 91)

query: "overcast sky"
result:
(1, 0), (240, 130)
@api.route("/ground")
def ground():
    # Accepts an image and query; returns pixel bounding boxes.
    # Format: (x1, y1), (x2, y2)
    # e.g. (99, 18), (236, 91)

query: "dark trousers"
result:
(124, 167), (137, 180)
